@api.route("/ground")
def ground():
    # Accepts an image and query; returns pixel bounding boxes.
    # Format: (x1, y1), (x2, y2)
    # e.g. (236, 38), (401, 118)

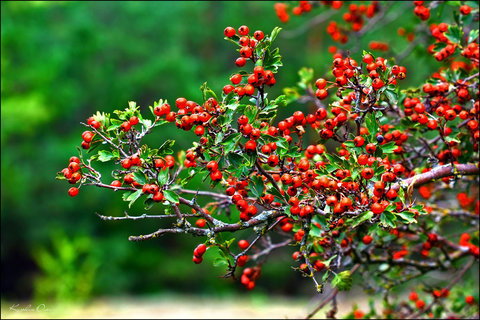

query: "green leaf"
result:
(269, 27), (282, 43)
(125, 189), (143, 208)
(163, 190), (179, 204)
(395, 211), (417, 224)
(144, 197), (155, 210)
(244, 105), (257, 122)
(273, 95), (286, 107)
(380, 141), (396, 154)
(213, 257), (228, 268)
(157, 169), (169, 185)
(380, 211), (396, 228)
(365, 112), (379, 143)
(444, 25), (462, 44)
(352, 211), (374, 228)
(298, 67), (314, 89)
(133, 171), (147, 185)
(331, 270), (353, 291)
(250, 175), (265, 199)
(221, 133), (241, 154)
(200, 82), (218, 102)
(158, 140), (175, 155)
(263, 47), (283, 73)
(468, 29), (479, 44)
(97, 150), (116, 162)
(383, 89), (398, 105)
(224, 36), (241, 47)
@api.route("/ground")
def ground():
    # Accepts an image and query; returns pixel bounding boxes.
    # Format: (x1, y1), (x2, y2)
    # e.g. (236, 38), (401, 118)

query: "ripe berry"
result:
(82, 131), (94, 143)
(460, 5), (471, 15)
(371, 202), (384, 214)
(210, 170), (223, 182)
(207, 160), (219, 172)
(372, 78), (384, 90)
(153, 191), (164, 202)
(120, 121), (131, 132)
(238, 240), (249, 250)
(465, 295), (475, 305)
(238, 25), (249, 35)
(129, 116), (139, 125)
(363, 235), (373, 245)
(267, 154), (279, 167)
(194, 243), (207, 257)
(416, 299), (425, 309)
(111, 180), (122, 188)
(254, 30), (264, 41)
(361, 167), (374, 180)
(354, 136), (365, 147)
(386, 189), (397, 200)
(69, 156), (80, 164)
(224, 26), (236, 37)
(326, 195), (338, 207)
(409, 291), (419, 301)
(235, 57), (246, 67)
(366, 143), (376, 154)
(245, 140), (257, 153)
(121, 158), (132, 169)
(316, 89), (328, 100)
(68, 187), (79, 197)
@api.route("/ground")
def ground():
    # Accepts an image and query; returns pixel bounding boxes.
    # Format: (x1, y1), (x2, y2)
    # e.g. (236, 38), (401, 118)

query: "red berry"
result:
(253, 30), (264, 41)
(238, 240), (249, 250)
(111, 180), (122, 188)
(194, 243), (207, 257)
(238, 25), (249, 36)
(365, 143), (376, 154)
(224, 26), (236, 37)
(68, 187), (79, 197)
(363, 235), (373, 245)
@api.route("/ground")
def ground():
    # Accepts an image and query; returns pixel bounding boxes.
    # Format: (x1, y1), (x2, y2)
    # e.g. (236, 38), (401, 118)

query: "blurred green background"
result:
(1, 0), (442, 307)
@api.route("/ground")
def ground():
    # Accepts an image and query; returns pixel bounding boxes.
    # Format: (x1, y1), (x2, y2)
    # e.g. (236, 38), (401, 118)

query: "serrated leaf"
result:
(244, 105), (257, 122)
(269, 26), (282, 43)
(352, 211), (374, 228)
(213, 257), (228, 268)
(158, 140), (175, 155)
(163, 190), (179, 204)
(384, 89), (398, 105)
(97, 150), (116, 162)
(395, 211), (417, 224)
(381, 141), (396, 154)
(224, 36), (241, 47)
(468, 29), (479, 44)
(200, 81), (218, 102)
(221, 133), (241, 154)
(125, 189), (143, 208)
(444, 25), (462, 44)
(365, 112), (379, 143)
(380, 211), (396, 228)
(133, 171), (147, 185)
(157, 169), (169, 185)
(331, 270), (353, 291)
(250, 175), (265, 199)
(298, 67), (314, 89)
(144, 197), (155, 210)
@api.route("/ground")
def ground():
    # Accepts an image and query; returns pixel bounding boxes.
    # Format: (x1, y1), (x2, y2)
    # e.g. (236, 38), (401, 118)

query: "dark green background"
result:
(1, 1), (442, 302)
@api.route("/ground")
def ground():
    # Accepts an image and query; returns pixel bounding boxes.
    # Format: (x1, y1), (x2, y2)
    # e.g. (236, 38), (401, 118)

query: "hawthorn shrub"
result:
(58, 1), (479, 318)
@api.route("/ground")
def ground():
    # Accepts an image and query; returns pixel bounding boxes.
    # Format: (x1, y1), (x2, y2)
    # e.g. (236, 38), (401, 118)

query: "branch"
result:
(392, 163), (479, 191)
(305, 264), (360, 319)
(96, 211), (197, 221)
